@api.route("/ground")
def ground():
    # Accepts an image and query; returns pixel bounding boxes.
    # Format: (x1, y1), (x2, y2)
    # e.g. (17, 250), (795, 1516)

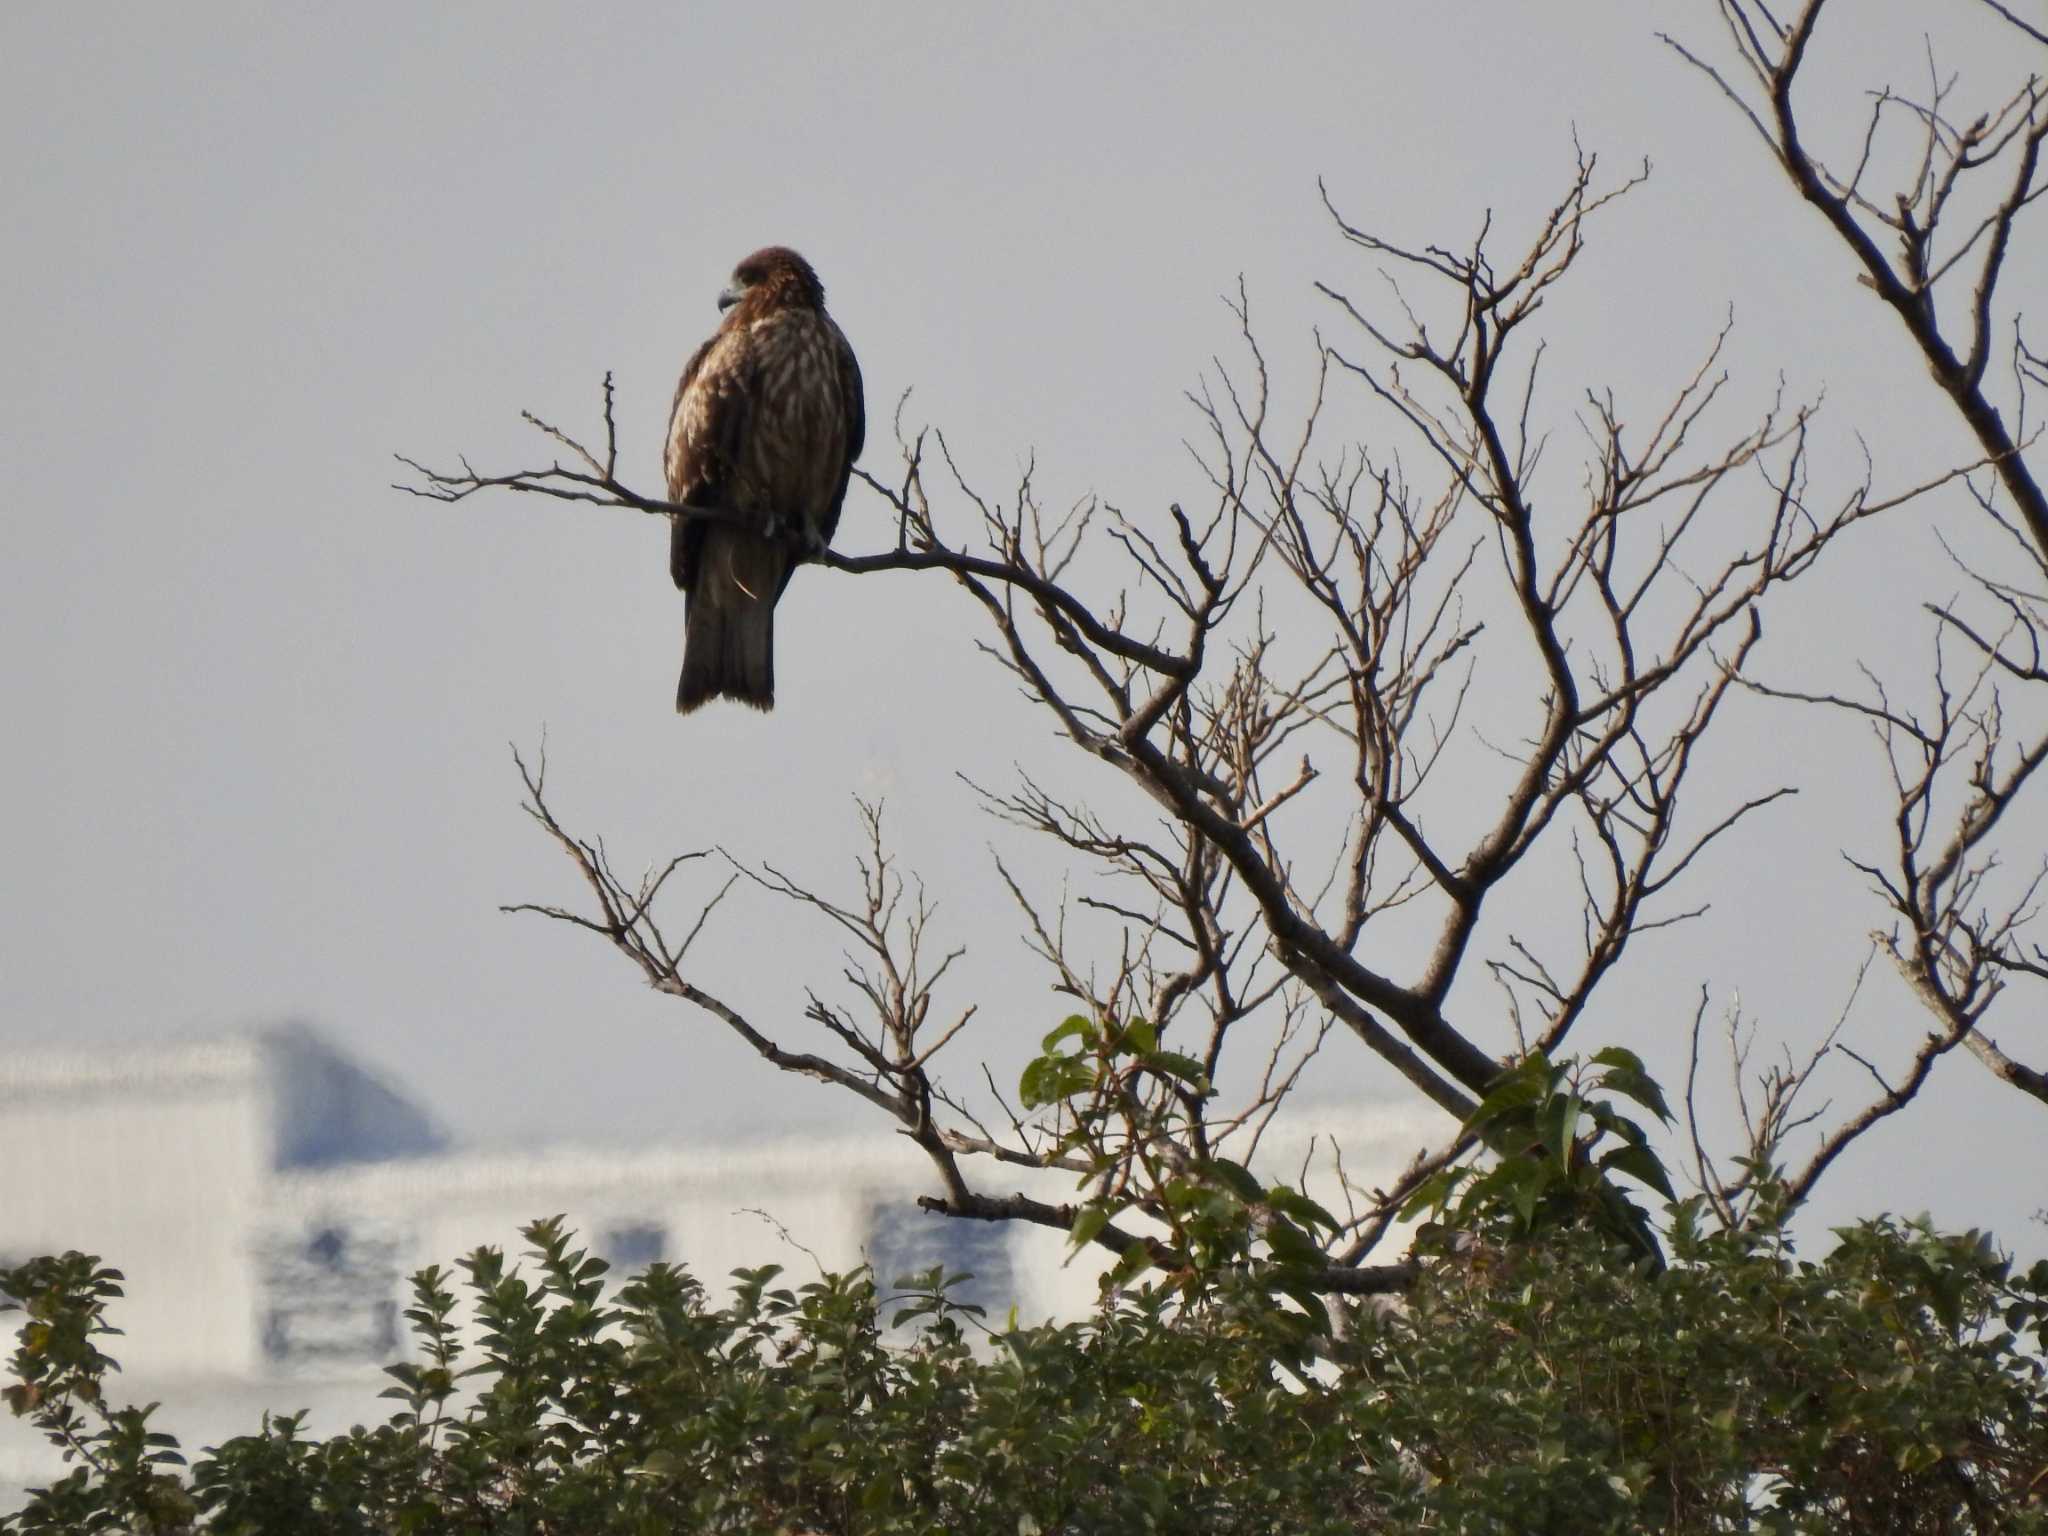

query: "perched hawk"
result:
(663, 246), (865, 712)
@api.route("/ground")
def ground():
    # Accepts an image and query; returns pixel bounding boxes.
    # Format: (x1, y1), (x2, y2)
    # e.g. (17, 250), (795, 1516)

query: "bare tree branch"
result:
(401, 9), (2048, 1286)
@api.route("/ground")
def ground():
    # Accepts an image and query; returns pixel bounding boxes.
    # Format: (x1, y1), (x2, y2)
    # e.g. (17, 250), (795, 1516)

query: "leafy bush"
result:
(6, 1198), (2046, 1534)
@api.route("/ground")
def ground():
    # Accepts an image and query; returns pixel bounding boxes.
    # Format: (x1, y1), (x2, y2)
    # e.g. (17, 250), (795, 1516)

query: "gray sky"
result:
(4, 4), (2042, 1246)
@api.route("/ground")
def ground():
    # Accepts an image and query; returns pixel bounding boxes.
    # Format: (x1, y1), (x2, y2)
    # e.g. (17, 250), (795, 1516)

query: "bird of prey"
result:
(663, 246), (865, 712)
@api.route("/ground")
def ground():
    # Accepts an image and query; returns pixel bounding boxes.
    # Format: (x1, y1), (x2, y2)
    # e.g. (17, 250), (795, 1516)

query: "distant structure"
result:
(0, 1025), (443, 1382)
(0, 1024), (1432, 1502)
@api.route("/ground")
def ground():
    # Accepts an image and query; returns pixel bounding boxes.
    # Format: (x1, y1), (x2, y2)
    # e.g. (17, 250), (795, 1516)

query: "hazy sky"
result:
(4, 4), (2042, 1246)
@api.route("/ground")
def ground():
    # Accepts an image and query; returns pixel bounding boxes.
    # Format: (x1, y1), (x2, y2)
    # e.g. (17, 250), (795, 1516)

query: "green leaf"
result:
(1208, 1159), (1264, 1203)
(1587, 1045), (1648, 1074)
(1018, 1056), (1058, 1109)
(1401, 1166), (1469, 1220)
(1265, 1186), (1340, 1233)
(1598, 1141), (1677, 1202)
(1595, 1064), (1674, 1125)
(1896, 1441), (1942, 1475)
(1539, 1090), (1584, 1165)
(1262, 1216), (1322, 1265)
(1068, 1205), (1110, 1249)
(1466, 1054), (1553, 1131)
(1041, 1014), (1096, 1052)
(1506, 1161), (1545, 1228)
(1144, 1050), (1210, 1091)
(1019, 1053), (1094, 1109)
(1106, 1243), (1156, 1288)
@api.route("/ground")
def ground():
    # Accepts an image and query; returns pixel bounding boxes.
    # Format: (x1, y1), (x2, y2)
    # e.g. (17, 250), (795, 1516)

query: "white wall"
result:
(0, 1042), (268, 1377)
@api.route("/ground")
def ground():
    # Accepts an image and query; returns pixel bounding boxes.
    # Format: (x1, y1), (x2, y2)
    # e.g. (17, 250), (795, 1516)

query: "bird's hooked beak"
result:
(717, 284), (743, 312)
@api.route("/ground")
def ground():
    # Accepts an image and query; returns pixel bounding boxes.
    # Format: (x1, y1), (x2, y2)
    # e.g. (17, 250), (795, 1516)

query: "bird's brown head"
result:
(718, 246), (825, 318)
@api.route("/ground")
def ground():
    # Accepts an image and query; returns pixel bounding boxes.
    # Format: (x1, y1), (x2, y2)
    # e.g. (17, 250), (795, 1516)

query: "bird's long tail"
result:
(677, 527), (787, 713)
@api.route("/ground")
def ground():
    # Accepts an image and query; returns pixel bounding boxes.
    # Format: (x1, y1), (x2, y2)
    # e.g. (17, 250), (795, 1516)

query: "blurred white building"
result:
(0, 1024), (1432, 1502)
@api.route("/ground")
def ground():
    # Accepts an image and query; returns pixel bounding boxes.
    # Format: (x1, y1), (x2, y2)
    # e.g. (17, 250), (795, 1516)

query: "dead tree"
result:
(400, 2), (2046, 1288)
(1659, 0), (2048, 1213)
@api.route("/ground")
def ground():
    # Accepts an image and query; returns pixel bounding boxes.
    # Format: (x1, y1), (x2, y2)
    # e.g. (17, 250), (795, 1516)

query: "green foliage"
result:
(1019, 1013), (1342, 1331)
(1374, 1208), (2048, 1533)
(0, 1253), (193, 1533)
(5, 1204), (2047, 1533)
(8, 1052), (2042, 1530)
(1404, 1047), (1676, 1269)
